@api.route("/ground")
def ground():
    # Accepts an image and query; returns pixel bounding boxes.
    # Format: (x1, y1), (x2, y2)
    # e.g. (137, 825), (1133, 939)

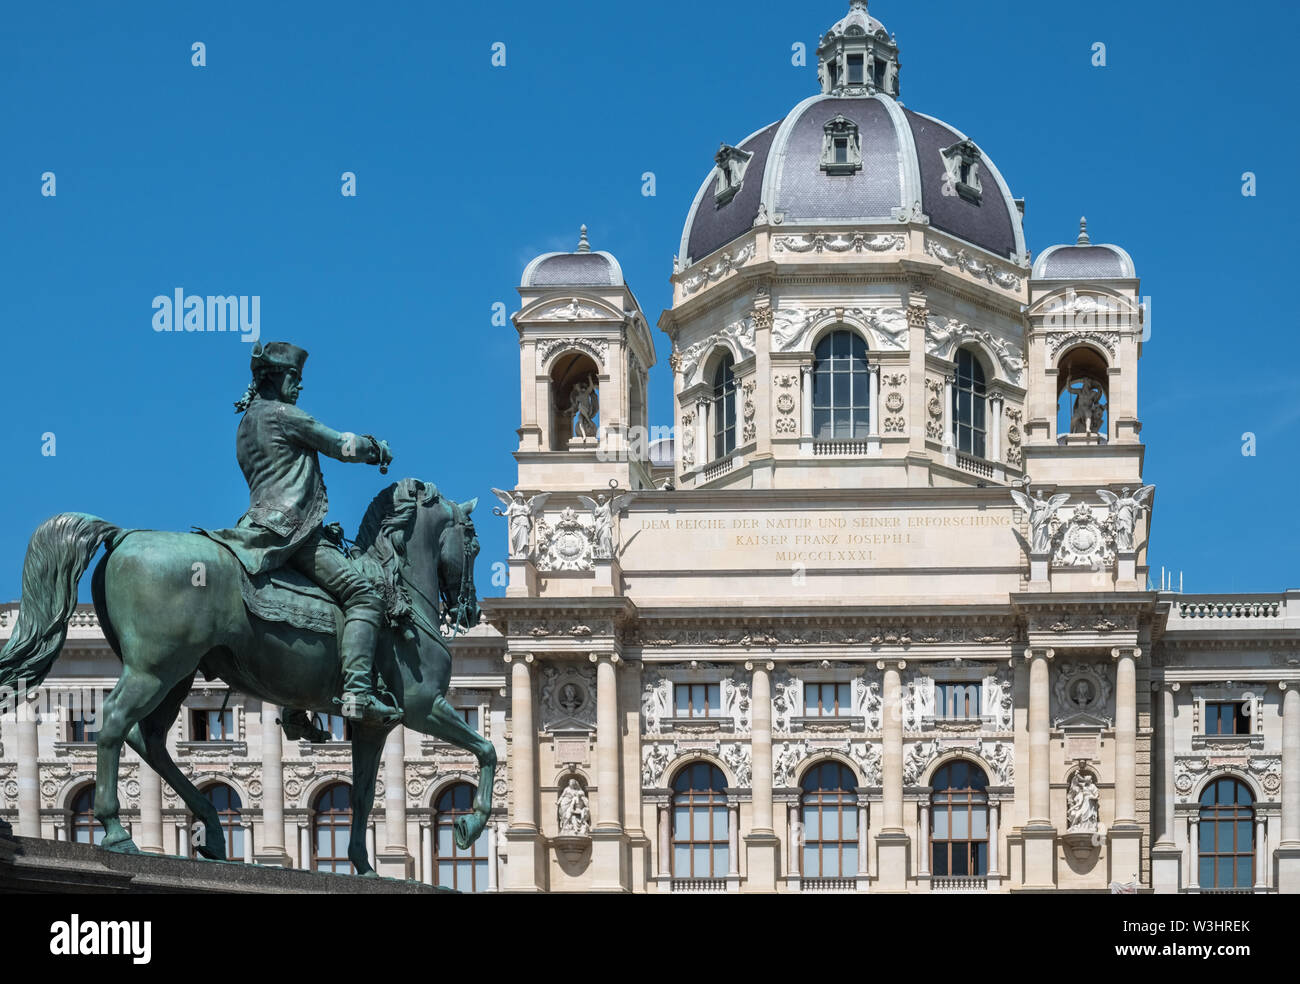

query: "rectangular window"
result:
(456, 707), (480, 734)
(847, 54), (864, 84)
(803, 682), (852, 717)
(1204, 701), (1249, 736)
(321, 714), (351, 742)
(834, 138), (848, 164)
(674, 683), (722, 718)
(872, 59), (885, 87)
(68, 717), (98, 743)
(191, 708), (234, 741)
(935, 683), (981, 721)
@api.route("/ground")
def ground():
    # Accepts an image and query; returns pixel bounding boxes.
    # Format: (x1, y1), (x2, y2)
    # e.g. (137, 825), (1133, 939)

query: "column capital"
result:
(503, 652), (535, 665)
(1281, 681), (1291, 691)
(588, 652), (621, 665)
(875, 659), (906, 671)
(1150, 680), (1179, 692)
(1111, 646), (1142, 661)
(1025, 647), (1055, 661)
(745, 660), (775, 673)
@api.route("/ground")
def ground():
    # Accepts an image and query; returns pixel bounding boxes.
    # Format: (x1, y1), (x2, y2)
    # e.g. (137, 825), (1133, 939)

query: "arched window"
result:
(70, 786), (103, 845)
(712, 354), (737, 459)
(952, 348), (987, 457)
(434, 782), (489, 892)
(812, 330), (870, 441)
(312, 783), (353, 874)
(800, 761), (858, 879)
(671, 763), (728, 879)
(1198, 778), (1254, 889)
(930, 761), (989, 877)
(195, 783), (244, 859)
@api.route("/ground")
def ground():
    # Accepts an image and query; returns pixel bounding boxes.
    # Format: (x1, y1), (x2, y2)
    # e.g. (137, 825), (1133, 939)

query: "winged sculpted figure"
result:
(577, 491), (638, 558)
(1096, 485), (1155, 552)
(491, 489), (551, 557)
(1010, 486), (1071, 554)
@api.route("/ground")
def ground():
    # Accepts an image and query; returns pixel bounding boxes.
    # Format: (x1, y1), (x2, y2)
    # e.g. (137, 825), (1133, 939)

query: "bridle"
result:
(389, 493), (478, 639)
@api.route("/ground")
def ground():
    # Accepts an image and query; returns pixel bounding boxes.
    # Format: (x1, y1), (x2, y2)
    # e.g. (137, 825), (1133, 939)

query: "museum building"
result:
(2, 1), (1299, 893)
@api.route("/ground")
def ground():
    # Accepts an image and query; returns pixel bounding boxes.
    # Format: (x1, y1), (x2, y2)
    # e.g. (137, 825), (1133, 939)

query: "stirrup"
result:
(336, 692), (402, 725)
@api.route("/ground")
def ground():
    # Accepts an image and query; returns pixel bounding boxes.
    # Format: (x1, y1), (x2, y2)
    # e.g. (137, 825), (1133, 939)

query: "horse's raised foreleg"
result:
(423, 694), (496, 849)
(94, 666), (169, 853)
(347, 725), (387, 876)
(124, 673), (226, 860)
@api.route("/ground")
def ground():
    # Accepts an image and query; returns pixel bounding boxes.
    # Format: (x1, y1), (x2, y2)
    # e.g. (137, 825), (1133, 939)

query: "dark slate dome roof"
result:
(679, 93), (1027, 266)
(1032, 218), (1135, 280)
(521, 225), (625, 288)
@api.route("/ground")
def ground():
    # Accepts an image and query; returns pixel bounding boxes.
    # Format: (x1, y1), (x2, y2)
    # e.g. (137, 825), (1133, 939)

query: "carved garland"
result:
(925, 240), (1024, 289)
(772, 232), (906, 254)
(537, 336), (608, 370)
(680, 241), (757, 295)
(773, 374), (799, 435)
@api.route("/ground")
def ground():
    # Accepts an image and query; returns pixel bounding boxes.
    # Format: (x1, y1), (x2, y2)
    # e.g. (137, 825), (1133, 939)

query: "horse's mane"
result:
(351, 477), (440, 624)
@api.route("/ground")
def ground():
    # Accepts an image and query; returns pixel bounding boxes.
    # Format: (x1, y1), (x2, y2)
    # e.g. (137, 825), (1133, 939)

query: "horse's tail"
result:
(0, 513), (122, 691)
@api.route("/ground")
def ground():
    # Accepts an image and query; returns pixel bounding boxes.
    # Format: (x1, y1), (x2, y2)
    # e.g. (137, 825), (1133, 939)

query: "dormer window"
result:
(941, 139), (984, 204)
(847, 53), (864, 84)
(713, 142), (753, 207)
(872, 58), (885, 88)
(821, 115), (863, 175)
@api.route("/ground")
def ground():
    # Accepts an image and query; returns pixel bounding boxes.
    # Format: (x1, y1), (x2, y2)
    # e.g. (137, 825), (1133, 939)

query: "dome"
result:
(1032, 218), (1135, 281)
(679, 3), (1026, 268)
(522, 225), (625, 288)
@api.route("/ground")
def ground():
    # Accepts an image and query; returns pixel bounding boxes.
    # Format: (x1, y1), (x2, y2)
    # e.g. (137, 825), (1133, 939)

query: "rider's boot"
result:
(280, 709), (331, 743)
(336, 615), (402, 725)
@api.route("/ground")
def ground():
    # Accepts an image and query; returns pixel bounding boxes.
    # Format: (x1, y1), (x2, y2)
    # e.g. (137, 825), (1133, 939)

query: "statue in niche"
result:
(567, 373), (599, 439)
(557, 779), (591, 836)
(1066, 770), (1100, 832)
(1097, 486), (1155, 552)
(558, 683), (583, 716)
(1065, 375), (1105, 434)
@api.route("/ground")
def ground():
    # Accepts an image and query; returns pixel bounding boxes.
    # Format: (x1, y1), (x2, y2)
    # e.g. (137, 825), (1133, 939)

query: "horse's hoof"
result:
(103, 833), (141, 855)
(453, 813), (486, 850)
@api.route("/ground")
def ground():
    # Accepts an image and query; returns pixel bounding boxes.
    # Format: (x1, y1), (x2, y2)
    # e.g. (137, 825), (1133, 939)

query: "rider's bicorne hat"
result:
(250, 341), (308, 375)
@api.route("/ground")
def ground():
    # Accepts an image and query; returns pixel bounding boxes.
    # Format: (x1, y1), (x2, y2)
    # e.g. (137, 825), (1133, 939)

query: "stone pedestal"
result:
(744, 832), (781, 892)
(1028, 551), (1050, 590)
(592, 556), (620, 596)
(376, 850), (415, 880)
(874, 831), (910, 891)
(506, 557), (538, 597)
(590, 828), (628, 892)
(1108, 824), (1143, 886)
(1020, 825), (1057, 889)
(1116, 549), (1137, 588)
(504, 828), (545, 892)
(1275, 845), (1300, 894)
(1150, 844), (1181, 894)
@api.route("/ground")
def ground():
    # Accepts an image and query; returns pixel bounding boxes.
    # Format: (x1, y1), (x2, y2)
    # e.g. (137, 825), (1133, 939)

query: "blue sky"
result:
(0, 0), (1296, 599)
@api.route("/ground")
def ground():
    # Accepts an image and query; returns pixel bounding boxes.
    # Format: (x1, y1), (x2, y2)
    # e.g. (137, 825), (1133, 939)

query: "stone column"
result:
(727, 803), (740, 878)
(298, 821), (310, 870)
(420, 822), (433, 885)
(486, 822), (499, 892)
(800, 365), (814, 440)
(1023, 647), (1056, 888)
(942, 374), (955, 451)
(1255, 816), (1267, 891)
(988, 801), (1000, 877)
(241, 820), (254, 864)
(366, 821), (376, 862)
(868, 364), (880, 448)
(876, 660), (909, 890)
(1109, 647), (1143, 883)
(657, 803), (671, 879)
(745, 660), (779, 890)
(256, 701), (290, 866)
(16, 692), (39, 837)
(504, 653), (542, 891)
(1187, 817), (1200, 891)
(1277, 683), (1300, 892)
(138, 765), (163, 854)
(376, 727), (414, 879)
(590, 653), (626, 891)
(786, 802), (799, 879)
(989, 392), (1003, 462)
(1151, 682), (1182, 893)
(177, 821), (191, 859)
(918, 803), (930, 876)
(857, 798), (869, 877)
(696, 398), (710, 466)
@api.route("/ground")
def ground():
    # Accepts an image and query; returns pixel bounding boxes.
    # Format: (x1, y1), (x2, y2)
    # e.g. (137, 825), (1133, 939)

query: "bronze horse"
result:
(0, 477), (491, 875)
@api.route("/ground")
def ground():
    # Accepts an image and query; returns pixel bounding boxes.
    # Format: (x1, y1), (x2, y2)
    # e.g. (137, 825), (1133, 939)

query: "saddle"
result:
(235, 566), (342, 635)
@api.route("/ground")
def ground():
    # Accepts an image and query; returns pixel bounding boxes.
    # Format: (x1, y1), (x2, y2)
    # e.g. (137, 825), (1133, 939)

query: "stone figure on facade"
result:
(1065, 375), (1105, 435)
(1096, 486), (1154, 552)
(0, 342), (494, 872)
(903, 741), (937, 786)
(491, 489), (551, 558)
(578, 491), (637, 559)
(1066, 770), (1100, 832)
(642, 672), (672, 734)
(1011, 486), (1070, 554)
(642, 744), (673, 787)
(557, 778), (591, 836)
(567, 373), (599, 439)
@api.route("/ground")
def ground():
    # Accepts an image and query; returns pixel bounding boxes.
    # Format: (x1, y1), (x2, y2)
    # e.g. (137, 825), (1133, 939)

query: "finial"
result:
(850, 0), (868, 9)
(576, 224), (590, 253)
(1077, 216), (1090, 245)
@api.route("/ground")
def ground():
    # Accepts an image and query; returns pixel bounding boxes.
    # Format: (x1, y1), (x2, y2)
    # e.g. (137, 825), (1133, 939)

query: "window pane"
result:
(1199, 855), (1214, 886)
(1237, 820), (1252, 852)
(1236, 856), (1252, 888)
(842, 807), (858, 840)
(1217, 858), (1232, 888)
(1217, 821), (1232, 853)
(673, 806), (689, 836)
(842, 845), (857, 876)
(804, 845), (819, 877)
(971, 807), (988, 840)
(230, 827), (245, 858)
(803, 809), (819, 840)
(952, 809), (969, 840)
(933, 809), (949, 839)
(973, 841), (988, 876)
(932, 844), (947, 876)
(712, 807), (728, 841)
(805, 687), (818, 715)
(952, 849), (969, 876)
(675, 687), (688, 715)
(1199, 819), (1214, 852)
(673, 844), (689, 876)
(714, 845), (728, 876)
(693, 845), (710, 876)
